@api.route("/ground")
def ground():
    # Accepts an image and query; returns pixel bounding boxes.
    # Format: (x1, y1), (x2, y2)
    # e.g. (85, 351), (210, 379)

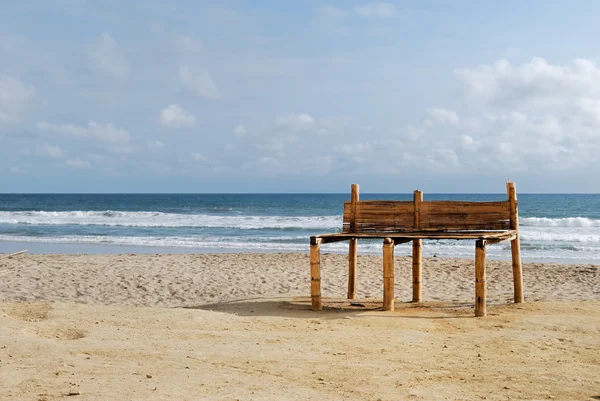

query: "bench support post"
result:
(475, 239), (487, 317)
(511, 236), (523, 303)
(412, 239), (422, 302)
(348, 238), (357, 299)
(507, 181), (524, 304)
(412, 190), (423, 302)
(310, 237), (322, 311)
(383, 238), (395, 311)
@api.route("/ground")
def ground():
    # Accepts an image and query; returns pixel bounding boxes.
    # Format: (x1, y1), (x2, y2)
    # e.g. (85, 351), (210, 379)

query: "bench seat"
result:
(313, 229), (518, 244)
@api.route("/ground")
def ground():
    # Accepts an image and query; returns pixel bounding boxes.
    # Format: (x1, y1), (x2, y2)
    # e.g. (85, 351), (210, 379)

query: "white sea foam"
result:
(0, 211), (341, 230)
(1, 233), (599, 261)
(2, 211), (598, 231)
(521, 216), (600, 227)
(0, 234), (318, 252)
(1, 211), (599, 262)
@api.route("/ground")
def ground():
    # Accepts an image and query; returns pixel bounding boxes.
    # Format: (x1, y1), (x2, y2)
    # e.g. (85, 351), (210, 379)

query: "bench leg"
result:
(511, 234), (524, 303)
(412, 239), (422, 302)
(310, 237), (322, 311)
(383, 238), (395, 311)
(475, 239), (487, 317)
(348, 238), (357, 299)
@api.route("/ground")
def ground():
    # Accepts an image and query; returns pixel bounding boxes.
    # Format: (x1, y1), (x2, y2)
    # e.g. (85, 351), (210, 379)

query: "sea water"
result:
(0, 193), (598, 263)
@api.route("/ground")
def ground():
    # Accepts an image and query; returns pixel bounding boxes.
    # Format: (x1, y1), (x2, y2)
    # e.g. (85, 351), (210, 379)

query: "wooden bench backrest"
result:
(342, 183), (518, 233)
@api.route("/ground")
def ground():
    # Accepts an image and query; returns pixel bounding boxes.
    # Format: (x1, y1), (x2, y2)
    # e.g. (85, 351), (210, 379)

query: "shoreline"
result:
(1, 241), (598, 265)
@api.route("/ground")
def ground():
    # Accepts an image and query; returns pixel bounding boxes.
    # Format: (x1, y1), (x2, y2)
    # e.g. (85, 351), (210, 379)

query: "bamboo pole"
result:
(412, 190), (423, 302)
(348, 184), (359, 299)
(412, 240), (422, 302)
(475, 239), (487, 317)
(506, 181), (524, 303)
(310, 237), (322, 311)
(348, 238), (357, 299)
(349, 184), (359, 231)
(382, 238), (395, 311)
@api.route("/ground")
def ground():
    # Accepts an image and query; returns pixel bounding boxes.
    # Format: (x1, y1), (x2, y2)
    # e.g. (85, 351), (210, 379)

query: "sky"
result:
(1, 1), (600, 193)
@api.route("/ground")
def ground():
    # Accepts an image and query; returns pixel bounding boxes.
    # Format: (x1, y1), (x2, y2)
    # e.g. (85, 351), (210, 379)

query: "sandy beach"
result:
(1, 252), (599, 400)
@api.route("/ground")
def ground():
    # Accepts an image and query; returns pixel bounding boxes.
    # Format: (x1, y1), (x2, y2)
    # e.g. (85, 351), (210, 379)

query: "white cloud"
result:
(371, 57), (600, 173)
(37, 120), (130, 144)
(148, 140), (164, 149)
(275, 113), (315, 130)
(39, 143), (64, 158)
(315, 3), (397, 35)
(9, 166), (26, 174)
(86, 33), (129, 77)
(37, 120), (131, 155)
(454, 57), (600, 110)
(317, 5), (350, 18)
(160, 104), (196, 128)
(354, 3), (397, 18)
(0, 74), (34, 124)
(66, 158), (91, 169)
(233, 124), (247, 137)
(173, 35), (203, 54)
(37, 121), (87, 136)
(179, 65), (220, 98)
(427, 108), (460, 126)
(191, 152), (207, 161)
(338, 143), (371, 156)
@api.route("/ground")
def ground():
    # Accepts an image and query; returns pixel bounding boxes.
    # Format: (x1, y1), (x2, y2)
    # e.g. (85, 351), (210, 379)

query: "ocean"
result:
(0, 193), (598, 264)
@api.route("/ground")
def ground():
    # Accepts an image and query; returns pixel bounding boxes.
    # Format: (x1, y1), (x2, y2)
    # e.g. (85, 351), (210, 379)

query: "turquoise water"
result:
(0, 193), (598, 263)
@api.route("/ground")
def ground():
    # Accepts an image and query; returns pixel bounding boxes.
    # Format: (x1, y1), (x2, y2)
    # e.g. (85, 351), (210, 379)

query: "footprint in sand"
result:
(36, 326), (87, 340)
(4, 301), (52, 322)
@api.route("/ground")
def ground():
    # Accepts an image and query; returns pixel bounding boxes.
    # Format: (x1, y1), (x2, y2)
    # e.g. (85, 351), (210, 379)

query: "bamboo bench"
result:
(310, 181), (524, 317)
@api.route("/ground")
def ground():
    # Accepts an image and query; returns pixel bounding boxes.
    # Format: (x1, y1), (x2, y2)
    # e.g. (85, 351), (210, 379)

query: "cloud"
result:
(454, 57), (600, 110)
(148, 140), (164, 149)
(86, 33), (129, 77)
(39, 143), (64, 158)
(354, 3), (397, 19)
(191, 152), (207, 161)
(66, 158), (91, 169)
(173, 35), (203, 54)
(233, 124), (247, 137)
(179, 65), (220, 98)
(316, 5), (350, 18)
(274, 113), (315, 130)
(160, 104), (196, 128)
(337, 143), (371, 156)
(9, 165), (27, 174)
(426, 108), (460, 126)
(371, 57), (600, 173)
(315, 3), (397, 35)
(37, 120), (130, 144)
(317, 3), (396, 20)
(37, 120), (132, 154)
(0, 74), (35, 124)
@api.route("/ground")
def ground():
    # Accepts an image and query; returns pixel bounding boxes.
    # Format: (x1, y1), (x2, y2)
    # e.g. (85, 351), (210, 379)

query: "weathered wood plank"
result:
(422, 201), (510, 212)
(344, 199), (510, 233)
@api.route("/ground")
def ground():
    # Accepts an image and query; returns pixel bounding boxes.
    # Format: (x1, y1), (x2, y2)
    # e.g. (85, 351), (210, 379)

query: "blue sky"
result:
(1, 1), (600, 193)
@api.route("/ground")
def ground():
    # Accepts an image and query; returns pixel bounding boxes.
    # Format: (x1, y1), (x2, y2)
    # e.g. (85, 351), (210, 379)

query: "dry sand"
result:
(1, 252), (599, 400)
